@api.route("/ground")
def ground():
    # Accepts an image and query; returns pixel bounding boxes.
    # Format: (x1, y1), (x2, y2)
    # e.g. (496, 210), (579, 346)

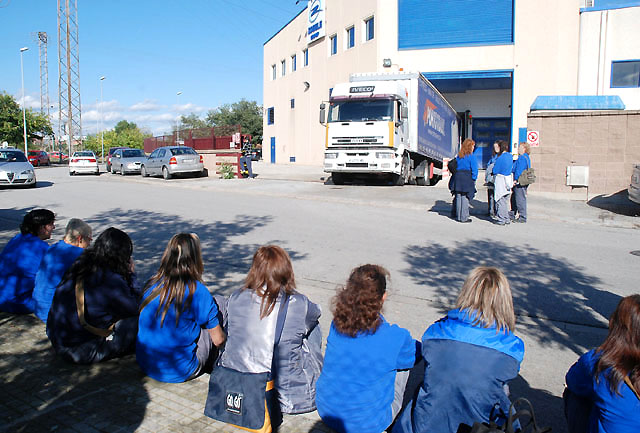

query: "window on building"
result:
(291, 54), (297, 72)
(329, 34), (337, 56)
(267, 107), (274, 125)
(281, 59), (286, 77)
(611, 60), (640, 88)
(303, 49), (309, 66)
(346, 26), (355, 49)
(290, 98), (295, 109)
(271, 64), (276, 80)
(364, 16), (374, 41)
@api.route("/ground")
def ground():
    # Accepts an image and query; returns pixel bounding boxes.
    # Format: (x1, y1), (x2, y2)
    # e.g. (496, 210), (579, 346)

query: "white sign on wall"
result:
(527, 130), (540, 147)
(307, 0), (325, 44)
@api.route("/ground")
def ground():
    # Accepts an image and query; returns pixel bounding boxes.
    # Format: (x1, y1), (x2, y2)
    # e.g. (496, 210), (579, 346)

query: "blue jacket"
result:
(32, 240), (84, 323)
(566, 349), (640, 433)
(449, 155), (478, 197)
(0, 233), (49, 313)
(492, 152), (514, 176)
(512, 153), (531, 182)
(393, 309), (524, 433)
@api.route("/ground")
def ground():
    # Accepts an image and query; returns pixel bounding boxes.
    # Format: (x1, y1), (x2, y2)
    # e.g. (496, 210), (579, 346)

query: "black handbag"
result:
(457, 398), (552, 433)
(204, 294), (289, 432)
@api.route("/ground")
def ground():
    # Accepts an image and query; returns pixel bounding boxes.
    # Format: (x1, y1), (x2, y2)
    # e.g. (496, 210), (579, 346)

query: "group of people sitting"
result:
(1, 209), (638, 433)
(449, 139), (531, 225)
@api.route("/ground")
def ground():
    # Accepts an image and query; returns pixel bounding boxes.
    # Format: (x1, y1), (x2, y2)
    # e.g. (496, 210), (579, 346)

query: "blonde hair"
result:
(520, 142), (530, 154)
(455, 267), (515, 332)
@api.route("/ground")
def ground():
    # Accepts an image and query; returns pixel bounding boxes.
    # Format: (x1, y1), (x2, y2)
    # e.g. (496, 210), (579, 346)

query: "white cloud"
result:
(175, 102), (206, 114)
(130, 99), (164, 112)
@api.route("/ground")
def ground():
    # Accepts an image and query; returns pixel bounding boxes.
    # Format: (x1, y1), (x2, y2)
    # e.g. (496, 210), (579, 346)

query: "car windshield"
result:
(0, 151), (27, 162)
(123, 149), (145, 157)
(170, 147), (197, 156)
(74, 151), (94, 157)
(328, 98), (394, 122)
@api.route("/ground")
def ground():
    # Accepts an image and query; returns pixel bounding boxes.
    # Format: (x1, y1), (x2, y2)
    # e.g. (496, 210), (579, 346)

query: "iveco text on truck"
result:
(320, 72), (460, 185)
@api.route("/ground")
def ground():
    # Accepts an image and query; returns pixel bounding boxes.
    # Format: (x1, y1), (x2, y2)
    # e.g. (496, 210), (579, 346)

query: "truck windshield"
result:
(328, 99), (394, 122)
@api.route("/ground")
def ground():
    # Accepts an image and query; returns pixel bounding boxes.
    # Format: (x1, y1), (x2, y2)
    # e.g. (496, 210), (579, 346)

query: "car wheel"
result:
(111, 165), (117, 174)
(106, 164), (111, 172)
(120, 165), (125, 176)
(69, 171), (74, 176)
(141, 165), (148, 177)
(162, 166), (171, 180)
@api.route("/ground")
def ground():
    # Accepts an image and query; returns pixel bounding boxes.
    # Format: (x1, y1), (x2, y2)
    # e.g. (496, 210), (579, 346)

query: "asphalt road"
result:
(2, 165), (639, 432)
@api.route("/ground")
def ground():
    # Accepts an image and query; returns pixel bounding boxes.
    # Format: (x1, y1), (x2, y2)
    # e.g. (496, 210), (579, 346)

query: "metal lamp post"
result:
(20, 47), (29, 154)
(100, 76), (105, 163)
(176, 91), (182, 144)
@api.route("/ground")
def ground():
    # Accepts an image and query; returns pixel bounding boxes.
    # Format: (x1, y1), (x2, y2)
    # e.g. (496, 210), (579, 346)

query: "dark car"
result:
(27, 150), (50, 166)
(106, 147), (127, 172)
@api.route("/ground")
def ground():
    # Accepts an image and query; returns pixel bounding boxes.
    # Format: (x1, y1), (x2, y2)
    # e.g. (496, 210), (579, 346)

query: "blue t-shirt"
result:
(32, 240), (83, 323)
(0, 233), (49, 313)
(566, 349), (640, 433)
(493, 152), (514, 176)
(136, 280), (220, 383)
(316, 317), (419, 433)
(456, 154), (478, 180)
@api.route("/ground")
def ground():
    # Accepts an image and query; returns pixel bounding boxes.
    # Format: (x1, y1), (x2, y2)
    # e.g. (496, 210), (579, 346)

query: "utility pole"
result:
(58, 0), (82, 155)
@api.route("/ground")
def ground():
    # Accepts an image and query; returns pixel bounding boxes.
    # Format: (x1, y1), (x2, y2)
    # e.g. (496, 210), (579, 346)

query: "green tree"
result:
(0, 92), (53, 146)
(83, 121), (149, 154)
(205, 99), (262, 143)
(180, 113), (209, 130)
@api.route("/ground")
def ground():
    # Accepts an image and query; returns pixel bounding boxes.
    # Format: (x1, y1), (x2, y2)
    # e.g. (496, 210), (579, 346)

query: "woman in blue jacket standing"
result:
(394, 267), (524, 433)
(564, 295), (640, 433)
(492, 141), (514, 225)
(449, 139), (478, 223)
(511, 142), (532, 223)
(0, 209), (55, 313)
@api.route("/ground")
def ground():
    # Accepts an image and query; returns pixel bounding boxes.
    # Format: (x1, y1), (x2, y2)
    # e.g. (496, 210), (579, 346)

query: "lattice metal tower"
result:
(36, 32), (50, 119)
(57, 0), (82, 153)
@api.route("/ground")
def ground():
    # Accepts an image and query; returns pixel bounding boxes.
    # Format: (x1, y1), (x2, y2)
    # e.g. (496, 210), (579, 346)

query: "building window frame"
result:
(345, 26), (355, 49)
(290, 98), (295, 109)
(611, 60), (640, 88)
(271, 64), (276, 80)
(364, 16), (374, 42)
(267, 107), (274, 125)
(281, 59), (286, 77)
(291, 54), (297, 72)
(329, 34), (337, 56)
(303, 48), (309, 67)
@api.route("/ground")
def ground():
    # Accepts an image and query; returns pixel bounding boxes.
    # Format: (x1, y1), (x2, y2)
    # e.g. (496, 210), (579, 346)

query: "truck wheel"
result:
(393, 155), (410, 186)
(416, 177), (427, 186)
(331, 173), (345, 185)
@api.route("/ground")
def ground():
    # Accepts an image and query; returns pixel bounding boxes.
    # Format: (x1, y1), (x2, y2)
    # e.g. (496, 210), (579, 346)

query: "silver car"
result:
(0, 149), (36, 188)
(110, 148), (147, 175)
(140, 146), (205, 180)
(629, 164), (640, 205)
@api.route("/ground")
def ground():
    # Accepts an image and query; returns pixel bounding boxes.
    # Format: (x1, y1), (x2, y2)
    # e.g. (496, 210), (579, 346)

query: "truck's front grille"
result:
(345, 163), (368, 168)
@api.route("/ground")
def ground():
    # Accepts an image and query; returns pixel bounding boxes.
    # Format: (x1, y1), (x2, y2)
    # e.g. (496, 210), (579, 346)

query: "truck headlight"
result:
(325, 153), (338, 159)
(375, 152), (394, 159)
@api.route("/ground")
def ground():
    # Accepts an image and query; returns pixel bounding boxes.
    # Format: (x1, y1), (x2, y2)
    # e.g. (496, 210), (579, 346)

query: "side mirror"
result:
(319, 103), (326, 124)
(401, 106), (408, 120)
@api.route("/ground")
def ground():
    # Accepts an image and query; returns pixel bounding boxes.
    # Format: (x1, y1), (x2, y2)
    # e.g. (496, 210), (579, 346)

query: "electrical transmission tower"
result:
(36, 33), (50, 116)
(57, 0), (82, 154)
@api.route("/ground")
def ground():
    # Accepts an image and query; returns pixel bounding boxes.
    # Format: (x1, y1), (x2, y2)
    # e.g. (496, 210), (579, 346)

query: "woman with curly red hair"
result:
(316, 265), (420, 433)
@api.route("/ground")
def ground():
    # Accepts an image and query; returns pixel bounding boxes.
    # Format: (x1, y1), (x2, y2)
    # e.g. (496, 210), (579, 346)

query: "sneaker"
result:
(495, 220), (510, 226)
(460, 219), (472, 223)
(514, 217), (526, 223)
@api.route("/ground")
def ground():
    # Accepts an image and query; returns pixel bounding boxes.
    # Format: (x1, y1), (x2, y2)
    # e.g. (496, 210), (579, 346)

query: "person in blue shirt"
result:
(394, 267), (524, 433)
(510, 142), (532, 223)
(32, 218), (92, 324)
(485, 141), (501, 218)
(565, 295), (640, 433)
(449, 139), (478, 223)
(492, 141), (515, 225)
(0, 209), (55, 313)
(137, 233), (225, 382)
(316, 265), (421, 433)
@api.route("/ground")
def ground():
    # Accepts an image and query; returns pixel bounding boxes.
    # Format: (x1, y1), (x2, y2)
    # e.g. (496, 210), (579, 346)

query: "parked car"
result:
(69, 151), (99, 176)
(106, 146), (127, 172)
(629, 164), (640, 205)
(49, 151), (69, 162)
(27, 150), (50, 166)
(140, 146), (205, 180)
(110, 148), (147, 175)
(0, 149), (36, 187)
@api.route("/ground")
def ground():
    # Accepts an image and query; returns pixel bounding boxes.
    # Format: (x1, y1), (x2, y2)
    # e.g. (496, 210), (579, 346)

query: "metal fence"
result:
(143, 125), (250, 153)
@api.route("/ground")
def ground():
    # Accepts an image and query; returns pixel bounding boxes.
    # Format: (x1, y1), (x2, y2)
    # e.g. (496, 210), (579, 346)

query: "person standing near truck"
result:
(492, 141), (514, 225)
(448, 139), (477, 223)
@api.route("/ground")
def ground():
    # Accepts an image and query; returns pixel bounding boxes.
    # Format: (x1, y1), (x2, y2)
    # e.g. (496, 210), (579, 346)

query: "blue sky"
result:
(0, 0), (305, 136)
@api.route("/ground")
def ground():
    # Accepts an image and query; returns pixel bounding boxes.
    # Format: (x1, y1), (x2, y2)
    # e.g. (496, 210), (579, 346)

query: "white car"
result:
(629, 164), (640, 205)
(69, 151), (99, 176)
(0, 149), (36, 187)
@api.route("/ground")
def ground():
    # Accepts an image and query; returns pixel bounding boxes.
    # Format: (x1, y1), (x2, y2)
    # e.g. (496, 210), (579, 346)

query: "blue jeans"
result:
(239, 155), (253, 178)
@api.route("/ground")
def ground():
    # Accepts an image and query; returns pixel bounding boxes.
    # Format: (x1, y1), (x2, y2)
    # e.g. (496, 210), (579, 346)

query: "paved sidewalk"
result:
(0, 313), (333, 433)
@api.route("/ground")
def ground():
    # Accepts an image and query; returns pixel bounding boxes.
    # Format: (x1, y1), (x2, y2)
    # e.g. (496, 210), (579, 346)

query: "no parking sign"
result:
(527, 130), (540, 147)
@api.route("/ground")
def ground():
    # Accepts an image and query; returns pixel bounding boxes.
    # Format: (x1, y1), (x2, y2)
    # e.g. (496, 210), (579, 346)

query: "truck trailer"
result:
(320, 72), (460, 185)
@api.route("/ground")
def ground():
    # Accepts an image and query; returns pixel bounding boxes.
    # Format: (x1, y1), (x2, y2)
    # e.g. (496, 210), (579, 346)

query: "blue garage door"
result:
(472, 118), (510, 169)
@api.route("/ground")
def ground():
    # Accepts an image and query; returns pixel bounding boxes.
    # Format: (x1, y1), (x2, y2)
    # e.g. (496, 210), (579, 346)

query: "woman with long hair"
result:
(136, 233), (225, 383)
(492, 140), (514, 225)
(0, 208), (55, 313)
(394, 267), (524, 433)
(449, 138), (478, 223)
(565, 295), (640, 433)
(510, 142), (532, 223)
(218, 245), (323, 414)
(485, 141), (502, 219)
(316, 265), (420, 433)
(46, 227), (141, 364)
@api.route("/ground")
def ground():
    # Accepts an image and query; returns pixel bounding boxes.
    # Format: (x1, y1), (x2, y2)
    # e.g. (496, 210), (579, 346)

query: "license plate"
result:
(349, 159), (365, 163)
(182, 159), (194, 163)
(351, 138), (364, 143)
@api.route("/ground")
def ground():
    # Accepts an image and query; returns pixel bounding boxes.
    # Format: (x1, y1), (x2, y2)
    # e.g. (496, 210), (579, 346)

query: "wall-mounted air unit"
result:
(567, 166), (589, 187)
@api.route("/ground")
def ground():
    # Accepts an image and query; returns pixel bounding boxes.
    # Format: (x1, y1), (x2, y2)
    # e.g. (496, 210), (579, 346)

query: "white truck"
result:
(320, 72), (460, 185)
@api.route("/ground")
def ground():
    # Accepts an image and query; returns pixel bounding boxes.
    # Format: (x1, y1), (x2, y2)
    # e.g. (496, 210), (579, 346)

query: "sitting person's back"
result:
(0, 209), (55, 314)
(33, 218), (92, 323)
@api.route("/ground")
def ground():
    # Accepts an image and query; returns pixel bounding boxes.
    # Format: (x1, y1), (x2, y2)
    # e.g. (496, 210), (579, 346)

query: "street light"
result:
(20, 47), (29, 155)
(176, 91), (182, 144)
(100, 76), (105, 163)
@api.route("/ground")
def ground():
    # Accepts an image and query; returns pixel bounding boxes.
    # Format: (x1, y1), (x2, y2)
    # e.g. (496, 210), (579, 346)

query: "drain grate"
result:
(631, 251), (640, 257)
